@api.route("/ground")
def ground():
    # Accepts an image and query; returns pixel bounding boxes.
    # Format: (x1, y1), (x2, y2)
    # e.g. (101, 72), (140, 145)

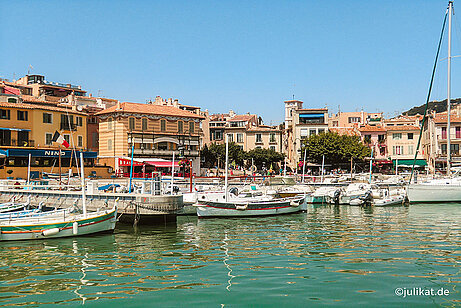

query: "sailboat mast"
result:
(224, 134), (229, 202)
(447, 0), (453, 175)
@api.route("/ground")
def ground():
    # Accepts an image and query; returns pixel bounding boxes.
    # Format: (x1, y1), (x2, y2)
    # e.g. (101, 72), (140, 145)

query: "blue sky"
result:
(1, 1), (461, 124)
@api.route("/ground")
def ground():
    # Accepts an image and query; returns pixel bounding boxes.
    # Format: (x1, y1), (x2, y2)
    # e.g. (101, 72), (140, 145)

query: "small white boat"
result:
(195, 196), (304, 218)
(374, 195), (405, 207)
(0, 197), (31, 213)
(0, 207), (117, 241)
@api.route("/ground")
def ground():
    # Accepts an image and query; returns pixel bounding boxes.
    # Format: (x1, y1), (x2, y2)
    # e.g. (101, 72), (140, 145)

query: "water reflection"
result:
(0, 204), (459, 306)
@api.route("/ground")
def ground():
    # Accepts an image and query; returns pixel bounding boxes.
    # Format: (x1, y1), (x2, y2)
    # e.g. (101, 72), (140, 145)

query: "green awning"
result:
(393, 159), (427, 167)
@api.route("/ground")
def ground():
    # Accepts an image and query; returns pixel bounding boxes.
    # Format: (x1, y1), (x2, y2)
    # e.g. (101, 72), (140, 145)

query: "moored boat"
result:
(195, 196), (304, 218)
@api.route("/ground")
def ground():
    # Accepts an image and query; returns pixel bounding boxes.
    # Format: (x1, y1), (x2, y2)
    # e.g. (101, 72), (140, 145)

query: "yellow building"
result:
(0, 92), (101, 179)
(96, 101), (205, 175)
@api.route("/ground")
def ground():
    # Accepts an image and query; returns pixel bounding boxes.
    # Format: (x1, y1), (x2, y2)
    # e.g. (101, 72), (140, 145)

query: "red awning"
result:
(145, 161), (180, 167)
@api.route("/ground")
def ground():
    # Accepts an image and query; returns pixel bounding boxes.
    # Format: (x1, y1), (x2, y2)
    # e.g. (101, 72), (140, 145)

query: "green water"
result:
(0, 204), (460, 307)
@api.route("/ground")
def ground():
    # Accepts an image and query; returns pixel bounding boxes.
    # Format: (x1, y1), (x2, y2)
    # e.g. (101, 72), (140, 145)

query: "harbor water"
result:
(0, 204), (460, 307)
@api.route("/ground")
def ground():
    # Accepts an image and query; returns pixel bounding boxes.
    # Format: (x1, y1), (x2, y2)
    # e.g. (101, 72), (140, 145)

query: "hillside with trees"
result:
(403, 98), (461, 116)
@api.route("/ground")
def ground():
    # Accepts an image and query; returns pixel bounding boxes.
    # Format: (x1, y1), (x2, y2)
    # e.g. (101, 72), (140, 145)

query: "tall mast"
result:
(447, 0), (453, 175)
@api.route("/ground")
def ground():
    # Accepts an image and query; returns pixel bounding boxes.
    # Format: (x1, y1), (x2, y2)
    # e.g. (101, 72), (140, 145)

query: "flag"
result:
(52, 131), (70, 148)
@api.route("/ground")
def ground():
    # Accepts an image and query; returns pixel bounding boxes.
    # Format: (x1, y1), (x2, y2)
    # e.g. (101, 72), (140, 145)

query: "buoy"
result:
(72, 222), (78, 235)
(42, 228), (60, 236)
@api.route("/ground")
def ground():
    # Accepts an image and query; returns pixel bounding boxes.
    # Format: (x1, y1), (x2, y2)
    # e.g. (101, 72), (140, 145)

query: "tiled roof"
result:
(385, 125), (420, 131)
(329, 127), (359, 136)
(358, 125), (386, 132)
(0, 101), (86, 115)
(21, 95), (58, 105)
(229, 114), (256, 122)
(95, 102), (205, 119)
(247, 126), (280, 132)
(434, 114), (461, 123)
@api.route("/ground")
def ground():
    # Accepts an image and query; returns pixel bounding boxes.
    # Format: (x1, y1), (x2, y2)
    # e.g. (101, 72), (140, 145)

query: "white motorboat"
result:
(374, 195), (405, 207)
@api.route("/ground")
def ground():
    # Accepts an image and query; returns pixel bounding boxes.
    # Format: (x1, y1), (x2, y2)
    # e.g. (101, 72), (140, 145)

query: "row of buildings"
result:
(0, 73), (456, 178)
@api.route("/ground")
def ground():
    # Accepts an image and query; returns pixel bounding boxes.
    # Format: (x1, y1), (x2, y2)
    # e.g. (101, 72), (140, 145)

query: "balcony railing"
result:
(0, 139), (35, 147)
(130, 148), (200, 157)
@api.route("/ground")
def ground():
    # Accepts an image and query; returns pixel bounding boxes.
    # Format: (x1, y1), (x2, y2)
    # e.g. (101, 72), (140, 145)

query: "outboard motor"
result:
(229, 187), (239, 196)
(333, 188), (341, 206)
(361, 190), (373, 207)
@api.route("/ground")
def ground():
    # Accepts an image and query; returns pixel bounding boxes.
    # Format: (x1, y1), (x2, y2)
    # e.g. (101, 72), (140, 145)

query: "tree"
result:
(200, 142), (246, 168)
(301, 132), (371, 165)
(245, 148), (285, 170)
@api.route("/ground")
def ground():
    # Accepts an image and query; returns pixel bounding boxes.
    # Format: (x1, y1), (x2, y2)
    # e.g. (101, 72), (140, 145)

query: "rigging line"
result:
(409, 10), (448, 185)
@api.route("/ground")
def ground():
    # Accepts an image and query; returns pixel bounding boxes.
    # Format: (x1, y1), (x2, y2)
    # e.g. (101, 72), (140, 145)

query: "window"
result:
(7, 98), (17, 104)
(108, 117), (113, 130)
(142, 118), (148, 130)
(78, 135), (83, 147)
(378, 134), (385, 142)
(0, 109), (10, 120)
(189, 122), (195, 133)
(393, 146), (403, 155)
(318, 128), (325, 134)
(407, 133), (413, 140)
(92, 132), (98, 148)
(270, 146), (276, 151)
(442, 127), (447, 139)
(43, 113), (52, 124)
(108, 139), (112, 151)
(332, 121), (338, 127)
(178, 121), (183, 133)
(76, 116), (83, 127)
(161, 119), (166, 132)
(270, 133), (276, 142)
(129, 117), (135, 130)
(17, 110), (28, 121)
(348, 117), (361, 123)
(457, 127), (461, 139)
(256, 134), (262, 143)
(393, 133), (402, 140)
(228, 134), (234, 142)
(364, 135), (371, 143)
(45, 133), (53, 145)
(408, 145), (414, 155)
(300, 129), (308, 139)
(237, 133), (243, 143)
(309, 129), (316, 136)
(64, 134), (70, 145)
(157, 142), (168, 150)
(215, 131), (222, 140)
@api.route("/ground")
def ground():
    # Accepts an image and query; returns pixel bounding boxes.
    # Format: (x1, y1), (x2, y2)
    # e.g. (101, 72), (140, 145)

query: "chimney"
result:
(89, 93), (92, 98)
(155, 96), (162, 105)
(116, 101), (122, 111)
(173, 99), (179, 107)
(167, 98), (173, 105)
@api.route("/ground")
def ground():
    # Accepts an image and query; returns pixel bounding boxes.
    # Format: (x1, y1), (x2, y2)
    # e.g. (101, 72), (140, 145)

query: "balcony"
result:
(60, 122), (77, 131)
(0, 139), (35, 147)
(130, 148), (199, 157)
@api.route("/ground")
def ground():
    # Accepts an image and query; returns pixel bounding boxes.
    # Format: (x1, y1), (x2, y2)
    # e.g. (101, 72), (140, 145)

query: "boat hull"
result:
(407, 184), (461, 203)
(0, 209), (117, 241)
(196, 200), (301, 218)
